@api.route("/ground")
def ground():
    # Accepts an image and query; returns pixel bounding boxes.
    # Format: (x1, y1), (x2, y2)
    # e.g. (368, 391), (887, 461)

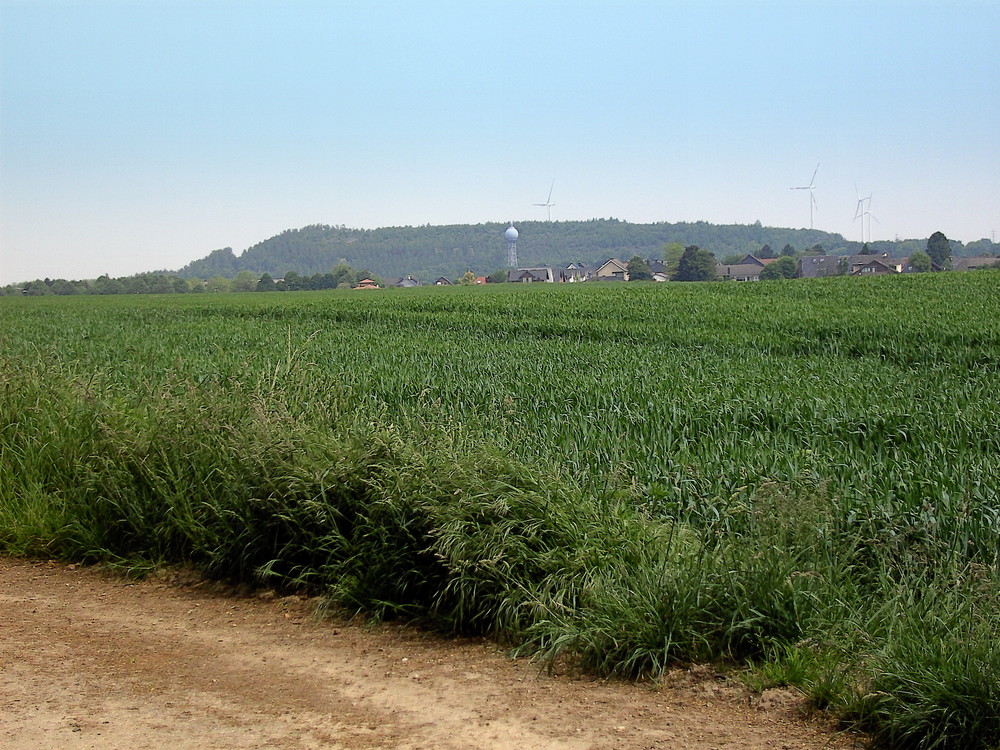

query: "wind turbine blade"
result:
(810, 163), (820, 186)
(547, 179), (555, 204)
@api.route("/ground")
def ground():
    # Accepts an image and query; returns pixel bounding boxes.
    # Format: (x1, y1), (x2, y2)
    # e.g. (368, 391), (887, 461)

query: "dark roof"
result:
(798, 255), (843, 278)
(386, 276), (420, 287)
(953, 256), (999, 271)
(851, 258), (896, 275)
(511, 267), (554, 282)
(849, 253), (891, 263)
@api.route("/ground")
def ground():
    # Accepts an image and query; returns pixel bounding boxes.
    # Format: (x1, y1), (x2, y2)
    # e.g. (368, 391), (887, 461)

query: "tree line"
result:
(0, 265), (380, 297)
(171, 219), (998, 285)
(4, 229), (993, 296)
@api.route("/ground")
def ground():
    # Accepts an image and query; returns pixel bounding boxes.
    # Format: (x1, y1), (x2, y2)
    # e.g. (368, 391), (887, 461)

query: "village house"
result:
(953, 256), (1000, 272)
(647, 259), (671, 282)
(798, 253), (898, 278)
(593, 258), (629, 281)
(797, 255), (843, 278)
(716, 263), (762, 281)
(851, 257), (896, 276)
(848, 253), (897, 275)
(385, 275), (420, 288)
(716, 254), (785, 281)
(559, 262), (594, 282)
(510, 267), (556, 283)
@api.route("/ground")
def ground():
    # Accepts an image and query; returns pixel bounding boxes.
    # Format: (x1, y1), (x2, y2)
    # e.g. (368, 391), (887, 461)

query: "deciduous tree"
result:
(675, 246), (717, 282)
(926, 232), (952, 269)
(660, 242), (685, 279)
(908, 251), (932, 273)
(760, 256), (798, 279)
(486, 268), (510, 283)
(231, 270), (258, 292)
(626, 256), (652, 281)
(206, 275), (231, 293)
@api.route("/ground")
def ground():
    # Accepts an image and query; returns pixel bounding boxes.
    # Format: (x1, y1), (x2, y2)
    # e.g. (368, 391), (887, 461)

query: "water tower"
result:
(504, 223), (519, 268)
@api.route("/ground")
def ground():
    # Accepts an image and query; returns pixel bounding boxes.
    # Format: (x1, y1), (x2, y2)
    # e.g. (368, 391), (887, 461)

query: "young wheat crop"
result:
(2, 271), (998, 748)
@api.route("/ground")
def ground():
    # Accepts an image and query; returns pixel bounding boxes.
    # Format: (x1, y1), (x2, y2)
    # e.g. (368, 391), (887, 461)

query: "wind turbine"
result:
(533, 179), (555, 221)
(862, 195), (879, 243)
(853, 183), (871, 243)
(791, 164), (819, 229)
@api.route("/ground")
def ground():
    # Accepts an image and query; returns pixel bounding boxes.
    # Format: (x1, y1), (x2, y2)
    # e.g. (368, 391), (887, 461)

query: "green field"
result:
(2, 273), (999, 748)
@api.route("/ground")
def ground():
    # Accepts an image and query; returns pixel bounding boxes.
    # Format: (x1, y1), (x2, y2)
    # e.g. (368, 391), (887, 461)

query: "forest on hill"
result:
(171, 219), (998, 283)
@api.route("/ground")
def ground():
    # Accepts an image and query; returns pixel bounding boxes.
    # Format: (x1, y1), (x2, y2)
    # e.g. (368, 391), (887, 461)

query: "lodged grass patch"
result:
(2, 272), (999, 749)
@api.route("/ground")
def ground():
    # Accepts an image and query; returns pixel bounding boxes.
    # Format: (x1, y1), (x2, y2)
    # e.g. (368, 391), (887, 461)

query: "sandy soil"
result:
(0, 557), (863, 749)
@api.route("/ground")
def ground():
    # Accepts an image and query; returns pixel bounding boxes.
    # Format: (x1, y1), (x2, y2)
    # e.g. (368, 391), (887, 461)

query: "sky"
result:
(1, 0), (998, 284)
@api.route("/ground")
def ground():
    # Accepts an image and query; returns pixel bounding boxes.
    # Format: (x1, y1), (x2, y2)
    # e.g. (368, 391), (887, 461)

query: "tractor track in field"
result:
(0, 557), (862, 749)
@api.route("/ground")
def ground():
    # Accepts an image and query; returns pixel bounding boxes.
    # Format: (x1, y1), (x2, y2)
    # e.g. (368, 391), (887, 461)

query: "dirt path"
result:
(0, 557), (861, 749)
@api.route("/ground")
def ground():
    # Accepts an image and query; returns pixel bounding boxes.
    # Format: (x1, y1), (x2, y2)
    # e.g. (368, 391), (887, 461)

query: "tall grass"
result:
(2, 272), (999, 748)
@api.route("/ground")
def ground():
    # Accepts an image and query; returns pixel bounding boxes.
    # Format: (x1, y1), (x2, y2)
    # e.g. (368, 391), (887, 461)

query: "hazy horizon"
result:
(2, 1), (998, 285)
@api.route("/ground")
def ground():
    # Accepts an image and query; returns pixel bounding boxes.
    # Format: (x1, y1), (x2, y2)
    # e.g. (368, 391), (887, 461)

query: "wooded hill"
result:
(172, 220), (998, 282)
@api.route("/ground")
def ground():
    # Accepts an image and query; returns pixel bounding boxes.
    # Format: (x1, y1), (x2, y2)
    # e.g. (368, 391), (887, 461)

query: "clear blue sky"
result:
(1, 0), (998, 283)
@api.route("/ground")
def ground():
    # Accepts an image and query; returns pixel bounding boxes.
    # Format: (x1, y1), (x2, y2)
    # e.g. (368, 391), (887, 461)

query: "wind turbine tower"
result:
(854, 184), (871, 243)
(504, 223), (519, 268)
(533, 180), (556, 221)
(862, 196), (879, 243)
(791, 164), (820, 229)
